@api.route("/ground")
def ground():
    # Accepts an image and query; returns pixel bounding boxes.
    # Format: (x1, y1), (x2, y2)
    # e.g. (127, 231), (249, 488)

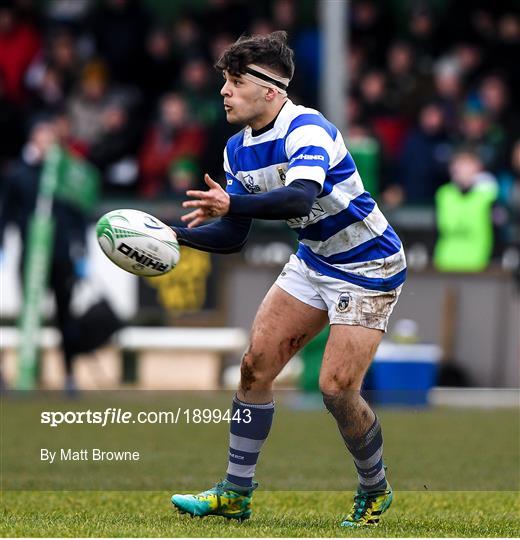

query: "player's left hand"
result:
(181, 174), (231, 228)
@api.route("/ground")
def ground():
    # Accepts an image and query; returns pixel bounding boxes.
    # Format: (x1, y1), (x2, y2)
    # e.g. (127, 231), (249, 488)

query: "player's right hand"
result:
(181, 174), (230, 228)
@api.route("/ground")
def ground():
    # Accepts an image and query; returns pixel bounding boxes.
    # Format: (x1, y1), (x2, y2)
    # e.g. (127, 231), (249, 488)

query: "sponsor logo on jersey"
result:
(286, 201), (327, 227)
(118, 242), (169, 272)
(289, 153), (325, 165)
(336, 293), (351, 313)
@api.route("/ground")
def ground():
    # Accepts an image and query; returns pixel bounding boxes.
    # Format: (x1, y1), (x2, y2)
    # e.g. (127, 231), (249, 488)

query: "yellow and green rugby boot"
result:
(171, 480), (257, 521)
(340, 485), (393, 527)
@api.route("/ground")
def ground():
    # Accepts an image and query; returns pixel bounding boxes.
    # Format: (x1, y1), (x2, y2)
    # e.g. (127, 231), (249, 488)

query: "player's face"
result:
(220, 70), (268, 126)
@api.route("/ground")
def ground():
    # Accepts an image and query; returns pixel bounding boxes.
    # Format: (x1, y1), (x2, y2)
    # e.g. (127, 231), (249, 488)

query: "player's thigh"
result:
(245, 283), (328, 378)
(319, 324), (383, 393)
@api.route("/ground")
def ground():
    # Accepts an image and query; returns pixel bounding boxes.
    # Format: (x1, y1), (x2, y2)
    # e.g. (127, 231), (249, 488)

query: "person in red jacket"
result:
(0, 2), (40, 105)
(139, 92), (206, 198)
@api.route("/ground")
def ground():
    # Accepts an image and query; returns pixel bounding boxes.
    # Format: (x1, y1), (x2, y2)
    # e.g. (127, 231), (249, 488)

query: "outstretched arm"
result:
(171, 215), (252, 254)
(173, 173), (319, 254)
(181, 174), (320, 227)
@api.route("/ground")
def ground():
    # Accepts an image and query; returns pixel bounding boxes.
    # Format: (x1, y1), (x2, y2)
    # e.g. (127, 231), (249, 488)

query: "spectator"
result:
(386, 40), (426, 119)
(27, 64), (66, 114)
(25, 29), (82, 115)
(47, 29), (78, 94)
(406, 6), (440, 66)
(385, 101), (452, 206)
(434, 150), (498, 271)
(0, 117), (87, 391)
(456, 102), (506, 172)
(346, 44), (368, 90)
(141, 26), (180, 103)
(177, 57), (223, 127)
(171, 13), (205, 64)
(208, 32), (235, 66)
(359, 69), (393, 121)
(67, 59), (109, 145)
(431, 58), (463, 133)
(0, 1), (41, 104)
(453, 41), (485, 87)
(88, 0), (150, 86)
(350, 0), (391, 65)
(359, 69), (409, 172)
(26, 31), (78, 110)
(479, 74), (509, 122)
(139, 93), (206, 198)
(478, 74), (520, 149)
(88, 98), (140, 195)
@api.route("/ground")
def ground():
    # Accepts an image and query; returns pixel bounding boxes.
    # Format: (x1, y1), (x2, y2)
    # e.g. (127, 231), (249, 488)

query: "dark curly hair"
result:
(215, 31), (295, 80)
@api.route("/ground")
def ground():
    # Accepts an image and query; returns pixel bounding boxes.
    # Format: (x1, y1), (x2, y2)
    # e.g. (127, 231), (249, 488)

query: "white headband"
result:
(242, 64), (290, 96)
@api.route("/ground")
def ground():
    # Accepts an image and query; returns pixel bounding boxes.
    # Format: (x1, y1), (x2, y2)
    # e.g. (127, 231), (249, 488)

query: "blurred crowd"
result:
(0, 0), (518, 228)
(1, 0), (518, 392)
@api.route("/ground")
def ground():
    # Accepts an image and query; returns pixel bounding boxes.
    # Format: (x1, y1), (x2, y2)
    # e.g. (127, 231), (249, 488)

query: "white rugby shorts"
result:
(275, 254), (402, 331)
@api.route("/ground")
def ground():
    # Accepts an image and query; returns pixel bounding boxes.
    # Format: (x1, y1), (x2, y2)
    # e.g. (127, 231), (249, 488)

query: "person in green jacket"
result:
(434, 150), (498, 272)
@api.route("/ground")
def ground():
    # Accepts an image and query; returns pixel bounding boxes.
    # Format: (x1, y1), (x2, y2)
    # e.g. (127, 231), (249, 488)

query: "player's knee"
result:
(319, 370), (362, 411)
(239, 345), (274, 391)
(318, 371), (359, 396)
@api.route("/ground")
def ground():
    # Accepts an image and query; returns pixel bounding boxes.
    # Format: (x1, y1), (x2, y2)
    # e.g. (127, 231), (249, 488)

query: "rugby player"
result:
(170, 31), (406, 527)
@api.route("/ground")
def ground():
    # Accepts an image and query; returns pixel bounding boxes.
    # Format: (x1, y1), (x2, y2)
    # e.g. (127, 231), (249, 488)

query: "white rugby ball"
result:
(96, 209), (180, 277)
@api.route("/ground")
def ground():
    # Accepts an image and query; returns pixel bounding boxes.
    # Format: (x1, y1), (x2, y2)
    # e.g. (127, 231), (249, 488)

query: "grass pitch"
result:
(2, 490), (519, 537)
(1, 392), (519, 536)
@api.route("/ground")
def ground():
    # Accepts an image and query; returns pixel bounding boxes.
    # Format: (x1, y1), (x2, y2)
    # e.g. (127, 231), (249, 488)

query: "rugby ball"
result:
(96, 209), (180, 277)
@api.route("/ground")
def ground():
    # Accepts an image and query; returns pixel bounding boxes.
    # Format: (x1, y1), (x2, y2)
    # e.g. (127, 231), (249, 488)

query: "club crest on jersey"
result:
(277, 166), (287, 186)
(243, 173), (261, 193)
(336, 293), (351, 313)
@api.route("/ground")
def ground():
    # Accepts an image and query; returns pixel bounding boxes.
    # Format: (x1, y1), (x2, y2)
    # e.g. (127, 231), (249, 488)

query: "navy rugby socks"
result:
(225, 395), (274, 490)
(342, 416), (388, 493)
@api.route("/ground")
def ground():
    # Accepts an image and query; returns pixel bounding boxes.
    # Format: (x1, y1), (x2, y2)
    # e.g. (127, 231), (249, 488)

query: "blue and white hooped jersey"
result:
(224, 99), (406, 292)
